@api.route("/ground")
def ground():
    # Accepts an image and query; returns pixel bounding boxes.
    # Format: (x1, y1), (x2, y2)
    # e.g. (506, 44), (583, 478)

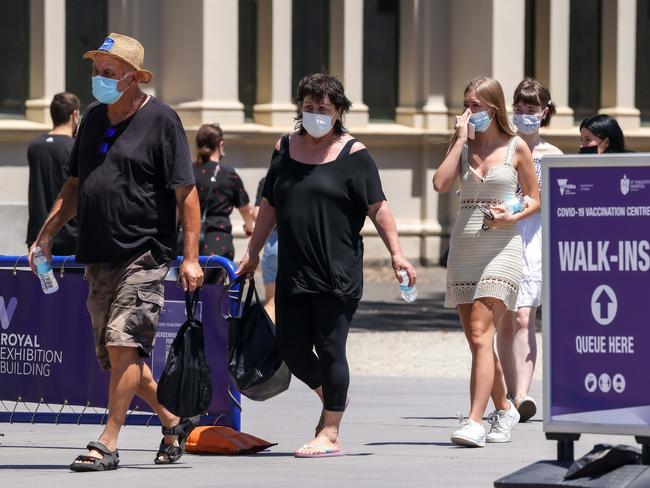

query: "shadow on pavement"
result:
(366, 441), (454, 447)
(353, 293), (461, 331)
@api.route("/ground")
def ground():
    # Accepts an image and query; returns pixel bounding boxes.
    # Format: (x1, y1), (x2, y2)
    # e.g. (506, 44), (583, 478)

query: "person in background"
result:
(29, 33), (203, 471)
(192, 123), (255, 284)
(579, 114), (631, 153)
(254, 176), (278, 322)
(433, 77), (540, 447)
(238, 73), (416, 458)
(496, 78), (563, 424)
(26, 92), (80, 255)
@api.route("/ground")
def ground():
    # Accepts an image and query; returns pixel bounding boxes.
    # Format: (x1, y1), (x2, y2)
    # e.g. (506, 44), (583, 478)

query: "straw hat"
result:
(83, 33), (153, 84)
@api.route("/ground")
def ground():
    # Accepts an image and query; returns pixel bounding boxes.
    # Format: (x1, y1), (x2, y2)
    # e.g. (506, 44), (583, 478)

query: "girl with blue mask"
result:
(433, 77), (541, 448)
(495, 78), (562, 427)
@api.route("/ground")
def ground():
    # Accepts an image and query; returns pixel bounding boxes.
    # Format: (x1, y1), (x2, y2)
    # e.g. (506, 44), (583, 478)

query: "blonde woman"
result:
(433, 77), (540, 447)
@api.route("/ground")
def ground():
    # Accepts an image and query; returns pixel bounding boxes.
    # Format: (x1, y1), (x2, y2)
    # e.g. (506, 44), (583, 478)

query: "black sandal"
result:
(70, 441), (119, 472)
(154, 416), (199, 464)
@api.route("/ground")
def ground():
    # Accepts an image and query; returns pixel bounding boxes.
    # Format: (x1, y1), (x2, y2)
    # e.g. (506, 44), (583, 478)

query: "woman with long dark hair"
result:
(579, 114), (630, 153)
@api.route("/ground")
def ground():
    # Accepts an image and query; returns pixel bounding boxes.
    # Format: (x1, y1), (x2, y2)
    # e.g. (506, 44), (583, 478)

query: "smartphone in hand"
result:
(467, 122), (475, 140)
(479, 207), (494, 220)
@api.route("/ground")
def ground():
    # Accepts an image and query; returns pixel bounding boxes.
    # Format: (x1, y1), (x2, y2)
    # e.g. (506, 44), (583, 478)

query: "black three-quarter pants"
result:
(275, 293), (358, 412)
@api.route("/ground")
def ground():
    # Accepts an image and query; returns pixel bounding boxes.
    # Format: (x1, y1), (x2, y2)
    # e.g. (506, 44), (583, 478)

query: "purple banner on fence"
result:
(0, 269), (233, 425)
(548, 163), (650, 427)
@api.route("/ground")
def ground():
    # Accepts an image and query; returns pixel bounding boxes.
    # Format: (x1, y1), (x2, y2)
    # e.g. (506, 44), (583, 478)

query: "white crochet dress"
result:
(445, 137), (524, 311)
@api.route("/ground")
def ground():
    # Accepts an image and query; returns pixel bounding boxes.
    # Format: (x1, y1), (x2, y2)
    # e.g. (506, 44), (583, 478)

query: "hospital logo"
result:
(620, 175), (630, 195)
(0, 296), (17, 330)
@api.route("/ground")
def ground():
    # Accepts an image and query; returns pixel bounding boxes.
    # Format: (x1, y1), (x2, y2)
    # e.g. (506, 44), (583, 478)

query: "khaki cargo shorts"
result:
(85, 250), (170, 370)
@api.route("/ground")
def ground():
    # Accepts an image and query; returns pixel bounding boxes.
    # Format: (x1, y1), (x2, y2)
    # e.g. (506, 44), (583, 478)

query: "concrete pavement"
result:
(0, 267), (629, 487)
(0, 377), (635, 488)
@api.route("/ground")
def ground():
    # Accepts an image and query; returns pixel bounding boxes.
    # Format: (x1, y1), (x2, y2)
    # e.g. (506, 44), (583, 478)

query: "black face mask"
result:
(579, 145), (598, 154)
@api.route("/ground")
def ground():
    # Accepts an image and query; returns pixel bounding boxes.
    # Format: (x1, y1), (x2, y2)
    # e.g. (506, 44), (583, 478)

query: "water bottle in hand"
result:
(33, 246), (59, 294)
(399, 269), (417, 303)
(503, 195), (524, 215)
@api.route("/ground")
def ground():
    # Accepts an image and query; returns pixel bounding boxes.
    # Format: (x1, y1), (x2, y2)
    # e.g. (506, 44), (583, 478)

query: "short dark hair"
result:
(579, 114), (629, 153)
(50, 92), (80, 127)
(293, 73), (352, 135)
(513, 78), (556, 127)
(196, 123), (224, 163)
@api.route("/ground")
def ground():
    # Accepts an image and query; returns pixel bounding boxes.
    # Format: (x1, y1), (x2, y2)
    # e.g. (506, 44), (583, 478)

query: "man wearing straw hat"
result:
(28, 33), (203, 471)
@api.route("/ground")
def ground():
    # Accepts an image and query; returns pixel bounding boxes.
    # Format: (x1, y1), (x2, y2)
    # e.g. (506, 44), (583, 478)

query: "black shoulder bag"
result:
(226, 276), (291, 401)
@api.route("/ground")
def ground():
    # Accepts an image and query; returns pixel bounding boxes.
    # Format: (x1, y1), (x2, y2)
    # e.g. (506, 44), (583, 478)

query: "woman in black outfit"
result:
(237, 74), (416, 457)
(193, 124), (255, 283)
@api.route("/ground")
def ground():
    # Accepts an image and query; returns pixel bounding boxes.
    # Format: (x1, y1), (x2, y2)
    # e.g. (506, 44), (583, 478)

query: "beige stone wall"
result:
(2, 0), (649, 262)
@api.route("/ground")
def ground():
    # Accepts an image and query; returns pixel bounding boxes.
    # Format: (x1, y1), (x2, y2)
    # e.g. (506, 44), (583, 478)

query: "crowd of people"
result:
(24, 32), (636, 470)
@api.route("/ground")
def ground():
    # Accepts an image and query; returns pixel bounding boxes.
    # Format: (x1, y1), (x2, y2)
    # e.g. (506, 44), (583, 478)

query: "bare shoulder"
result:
(515, 137), (533, 156)
(275, 130), (300, 151)
(511, 137), (532, 169)
(348, 135), (367, 154)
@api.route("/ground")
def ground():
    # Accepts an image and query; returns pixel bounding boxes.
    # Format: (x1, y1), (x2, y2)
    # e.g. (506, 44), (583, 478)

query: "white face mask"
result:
(302, 112), (333, 138)
(512, 113), (543, 134)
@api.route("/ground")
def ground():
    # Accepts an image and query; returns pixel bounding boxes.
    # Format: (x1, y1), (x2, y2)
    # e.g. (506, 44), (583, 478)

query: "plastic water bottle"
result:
(399, 269), (417, 303)
(33, 247), (59, 294)
(503, 195), (524, 215)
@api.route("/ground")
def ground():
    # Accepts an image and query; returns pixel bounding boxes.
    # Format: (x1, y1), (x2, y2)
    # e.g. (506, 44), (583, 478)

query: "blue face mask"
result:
(92, 74), (130, 105)
(469, 110), (492, 132)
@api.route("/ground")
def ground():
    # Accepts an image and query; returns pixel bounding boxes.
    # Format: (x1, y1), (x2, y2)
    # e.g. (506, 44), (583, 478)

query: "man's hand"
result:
(28, 240), (52, 275)
(179, 258), (204, 292)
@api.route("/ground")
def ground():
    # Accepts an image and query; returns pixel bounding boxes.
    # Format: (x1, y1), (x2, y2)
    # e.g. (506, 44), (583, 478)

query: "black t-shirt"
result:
(262, 135), (385, 301)
(26, 134), (78, 254)
(193, 161), (249, 234)
(66, 98), (195, 263)
(255, 177), (265, 207)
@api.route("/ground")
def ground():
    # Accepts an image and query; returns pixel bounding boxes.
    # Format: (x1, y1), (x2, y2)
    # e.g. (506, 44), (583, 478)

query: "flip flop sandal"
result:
(154, 416), (200, 464)
(70, 441), (119, 472)
(294, 444), (345, 458)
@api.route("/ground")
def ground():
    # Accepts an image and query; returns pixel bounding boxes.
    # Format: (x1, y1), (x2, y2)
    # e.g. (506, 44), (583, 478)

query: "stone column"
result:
(395, 0), (424, 128)
(491, 0), (526, 106)
(533, 0), (574, 128)
(600, 0), (640, 130)
(448, 0), (525, 124)
(25, 0), (66, 124)
(421, 0), (450, 130)
(163, 0), (244, 126)
(253, 0), (295, 128)
(329, 0), (368, 128)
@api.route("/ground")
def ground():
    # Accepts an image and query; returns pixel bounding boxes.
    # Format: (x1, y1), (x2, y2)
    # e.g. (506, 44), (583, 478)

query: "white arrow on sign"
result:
(591, 285), (618, 326)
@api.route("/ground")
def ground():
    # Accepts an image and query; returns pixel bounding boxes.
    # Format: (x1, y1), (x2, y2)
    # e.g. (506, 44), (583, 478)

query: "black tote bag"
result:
(227, 276), (291, 401)
(157, 290), (213, 417)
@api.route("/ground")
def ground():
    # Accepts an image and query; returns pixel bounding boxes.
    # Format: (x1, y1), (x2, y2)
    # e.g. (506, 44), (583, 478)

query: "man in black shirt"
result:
(26, 92), (80, 254)
(29, 33), (203, 471)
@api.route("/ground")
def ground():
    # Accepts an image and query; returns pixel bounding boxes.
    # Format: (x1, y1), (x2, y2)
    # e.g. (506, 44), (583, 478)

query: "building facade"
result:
(1, 0), (649, 263)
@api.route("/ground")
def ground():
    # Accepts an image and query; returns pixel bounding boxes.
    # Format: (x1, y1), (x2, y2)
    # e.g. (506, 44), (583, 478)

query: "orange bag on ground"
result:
(185, 426), (276, 455)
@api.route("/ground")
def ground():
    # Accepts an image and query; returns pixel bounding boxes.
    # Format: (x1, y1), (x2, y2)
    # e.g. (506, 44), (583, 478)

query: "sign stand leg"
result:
(634, 436), (650, 465)
(545, 432), (581, 462)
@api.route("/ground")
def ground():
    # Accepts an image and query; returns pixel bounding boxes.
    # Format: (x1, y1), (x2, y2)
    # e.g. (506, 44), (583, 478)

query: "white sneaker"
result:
(514, 394), (537, 422)
(486, 400), (520, 443)
(451, 414), (486, 447)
